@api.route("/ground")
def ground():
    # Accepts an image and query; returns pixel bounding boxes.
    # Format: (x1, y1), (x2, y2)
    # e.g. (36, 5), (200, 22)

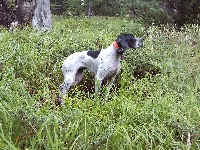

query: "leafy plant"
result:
(0, 16), (199, 149)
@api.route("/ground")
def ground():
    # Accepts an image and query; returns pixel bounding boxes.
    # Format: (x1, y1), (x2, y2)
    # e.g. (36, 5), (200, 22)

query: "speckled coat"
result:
(57, 34), (144, 104)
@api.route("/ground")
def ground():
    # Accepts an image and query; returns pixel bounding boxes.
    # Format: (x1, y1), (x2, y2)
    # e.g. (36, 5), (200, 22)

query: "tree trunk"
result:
(15, 0), (25, 24)
(32, 0), (52, 31)
(0, 0), (14, 27)
(87, 0), (92, 18)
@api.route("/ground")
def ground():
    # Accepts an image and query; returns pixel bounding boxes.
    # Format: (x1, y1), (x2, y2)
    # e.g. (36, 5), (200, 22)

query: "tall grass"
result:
(0, 16), (199, 149)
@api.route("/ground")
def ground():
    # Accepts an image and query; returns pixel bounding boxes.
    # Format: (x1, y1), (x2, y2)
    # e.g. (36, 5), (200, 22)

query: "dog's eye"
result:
(130, 39), (134, 42)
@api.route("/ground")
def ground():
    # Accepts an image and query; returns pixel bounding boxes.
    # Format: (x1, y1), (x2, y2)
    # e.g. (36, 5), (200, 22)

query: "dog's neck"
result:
(113, 41), (119, 49)
(113, 41), (125, 55)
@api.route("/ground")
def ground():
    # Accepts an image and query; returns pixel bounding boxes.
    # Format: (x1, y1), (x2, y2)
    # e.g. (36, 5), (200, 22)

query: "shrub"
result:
(0, 16), (199, 149)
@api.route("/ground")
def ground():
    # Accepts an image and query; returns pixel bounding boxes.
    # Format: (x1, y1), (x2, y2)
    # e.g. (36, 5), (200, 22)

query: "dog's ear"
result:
(116, 34), (130, 48)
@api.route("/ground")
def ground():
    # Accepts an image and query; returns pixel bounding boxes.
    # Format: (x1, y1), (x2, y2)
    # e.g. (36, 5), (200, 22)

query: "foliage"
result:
(50, 0), (200, 27)
(50, 0), (122, 16)
(2, 0), (200, 28)
(51, 0), (84, 16)
(123, 0), (200, 26)
(91, 0), (121, 16)
(128, 0), (173, 25)
(157, 0), (200, 27)
(0, 16), (200, 149)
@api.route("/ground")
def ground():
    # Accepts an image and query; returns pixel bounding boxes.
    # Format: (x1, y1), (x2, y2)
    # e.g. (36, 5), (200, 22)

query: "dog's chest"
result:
(97, 54), (121, 75)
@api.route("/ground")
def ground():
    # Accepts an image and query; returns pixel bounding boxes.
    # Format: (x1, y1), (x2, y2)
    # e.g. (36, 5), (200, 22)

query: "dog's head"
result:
(116, 33), (144, 49)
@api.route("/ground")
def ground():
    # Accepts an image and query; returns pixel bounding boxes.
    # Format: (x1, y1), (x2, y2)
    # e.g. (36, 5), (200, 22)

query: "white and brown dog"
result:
(57, 33), (144, 104)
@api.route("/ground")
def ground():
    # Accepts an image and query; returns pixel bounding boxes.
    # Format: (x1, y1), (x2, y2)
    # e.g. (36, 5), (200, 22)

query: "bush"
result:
(0, 16), (200, 149)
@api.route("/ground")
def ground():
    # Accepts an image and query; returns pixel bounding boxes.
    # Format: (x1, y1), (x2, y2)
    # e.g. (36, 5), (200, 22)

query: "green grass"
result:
(0, 16), (199, 149)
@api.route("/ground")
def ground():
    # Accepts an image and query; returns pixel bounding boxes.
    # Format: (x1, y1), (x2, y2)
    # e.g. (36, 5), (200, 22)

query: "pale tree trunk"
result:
(87, 0), (92, 18)
(32, 0), (52, 31)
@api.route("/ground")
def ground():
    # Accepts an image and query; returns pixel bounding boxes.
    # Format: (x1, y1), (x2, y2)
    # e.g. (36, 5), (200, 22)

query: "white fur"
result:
(59, 43), (120, 100)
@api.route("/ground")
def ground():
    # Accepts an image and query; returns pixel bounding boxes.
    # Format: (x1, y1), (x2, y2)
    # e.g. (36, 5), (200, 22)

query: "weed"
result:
(0, 17), (199, 149)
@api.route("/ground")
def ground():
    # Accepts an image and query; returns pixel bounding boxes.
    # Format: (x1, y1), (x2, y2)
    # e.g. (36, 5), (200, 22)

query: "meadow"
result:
(0, 16), (199, 149)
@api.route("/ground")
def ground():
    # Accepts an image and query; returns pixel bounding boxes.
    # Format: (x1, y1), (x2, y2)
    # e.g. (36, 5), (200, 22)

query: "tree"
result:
(15, 0), (35, 25)
(0, 0), (14, 27)
(86, 0), (92, 17)
(0, 0), (35, 28)
(92, 0), (121, 16)
(15, 0), (24, 24)
(125, 0), (200, 26)
(159, 0), (200, 26)
(51, 0), (84, 16)
(30, 0), (200, 27)
(128, 0), (173, 25)
(32, 0), (53, 31)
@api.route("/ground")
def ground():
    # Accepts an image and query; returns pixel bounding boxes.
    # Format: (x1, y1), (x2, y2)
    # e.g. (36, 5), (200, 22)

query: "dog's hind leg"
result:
(57, 68), (85, 105)
(94, 76), (103, 98)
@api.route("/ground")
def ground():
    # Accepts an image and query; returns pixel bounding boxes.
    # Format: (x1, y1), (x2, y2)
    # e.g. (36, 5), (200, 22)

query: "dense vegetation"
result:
(0, 16), (200, 149)
(50, 0), (200, 26)
(1, 0), (199, 28)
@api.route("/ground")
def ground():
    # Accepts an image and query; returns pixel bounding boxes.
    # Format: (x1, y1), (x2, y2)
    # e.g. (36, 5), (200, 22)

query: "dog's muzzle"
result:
(137, 38), (144, 47)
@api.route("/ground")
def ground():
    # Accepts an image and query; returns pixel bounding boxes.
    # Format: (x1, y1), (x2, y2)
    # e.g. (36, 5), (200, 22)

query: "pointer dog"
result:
(57, 34), (144, 104)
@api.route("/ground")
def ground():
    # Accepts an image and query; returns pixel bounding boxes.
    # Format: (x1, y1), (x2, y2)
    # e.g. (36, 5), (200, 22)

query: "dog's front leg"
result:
(105, 75), (116, 99)
(94, 76), (103, 97)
